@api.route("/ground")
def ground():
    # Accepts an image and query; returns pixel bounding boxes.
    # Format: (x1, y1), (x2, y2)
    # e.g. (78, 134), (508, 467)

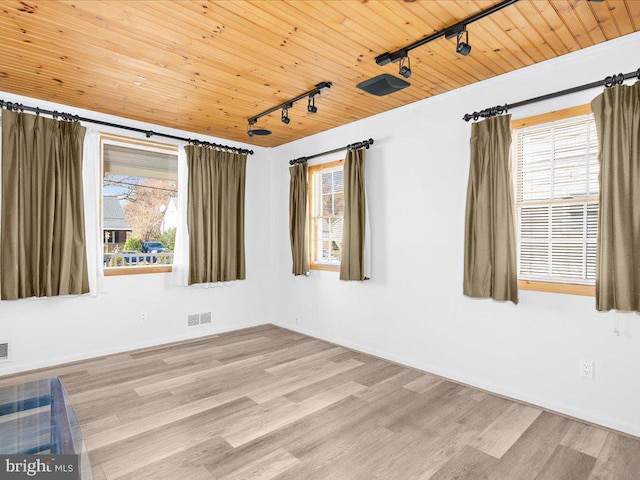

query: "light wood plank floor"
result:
(1, 325), (638, 480)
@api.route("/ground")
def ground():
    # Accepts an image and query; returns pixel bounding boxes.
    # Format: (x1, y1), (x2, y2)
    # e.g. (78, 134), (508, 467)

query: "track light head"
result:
(307, 96), (318, 113)
(281, 105), (290, 125)
(456, 30), (472, 56)
(456, 41), (471, 56)
(398, 55), (412, 79)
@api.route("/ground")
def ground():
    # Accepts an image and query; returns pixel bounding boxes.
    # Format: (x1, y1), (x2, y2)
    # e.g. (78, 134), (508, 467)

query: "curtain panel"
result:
(340, 148), (369, 281)
(82, 127), (106, 297)
(463, 114), (518, 304)
(185, 145), (246, 284)
(171, 146), (190, 286)
(592, 81), (640, 312)
(289, 162), (310, 275)
(1, 110), (89, 300)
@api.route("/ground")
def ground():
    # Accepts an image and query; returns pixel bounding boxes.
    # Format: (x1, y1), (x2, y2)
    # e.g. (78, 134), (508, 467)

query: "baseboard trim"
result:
(270, 321), (640, 439)
(0, 321), (269, 378)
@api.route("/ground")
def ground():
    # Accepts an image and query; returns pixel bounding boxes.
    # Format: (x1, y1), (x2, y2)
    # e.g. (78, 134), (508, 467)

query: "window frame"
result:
(308, 159), (344, 272)
(512, 104), (596, 297)
(100, 133), (179, 276)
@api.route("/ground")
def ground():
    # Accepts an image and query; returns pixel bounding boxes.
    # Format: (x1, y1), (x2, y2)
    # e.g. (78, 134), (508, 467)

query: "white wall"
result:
(0, 94), (273, 375)
(269, 32), (640, 436)
(1, 32), (639, 437)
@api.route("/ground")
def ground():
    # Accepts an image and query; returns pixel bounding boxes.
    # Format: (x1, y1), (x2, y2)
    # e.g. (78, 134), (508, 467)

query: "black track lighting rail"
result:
(375, 0), (519, 66)
(462, 68), (640, 122)
(289, 138), (374, 165)
(248, 82), (332, 126)
(0, 99), (254, 155)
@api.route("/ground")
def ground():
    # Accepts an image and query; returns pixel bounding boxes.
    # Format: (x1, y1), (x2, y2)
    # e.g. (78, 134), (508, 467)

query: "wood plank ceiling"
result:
(0, 0), (637, 147)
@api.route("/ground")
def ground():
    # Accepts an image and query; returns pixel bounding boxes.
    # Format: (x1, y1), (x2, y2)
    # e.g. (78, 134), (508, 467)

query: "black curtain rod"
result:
(463, 68), (640, 122)
(376, 0), (518, 66)
(0, 99), (254, 155)
(289, 138), (374, 165)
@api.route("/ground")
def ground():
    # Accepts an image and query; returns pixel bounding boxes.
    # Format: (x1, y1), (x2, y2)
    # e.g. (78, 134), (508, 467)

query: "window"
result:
(513, 108), (598, 295)
(101, 134), (179, 274)
(309, 160), (344, 271)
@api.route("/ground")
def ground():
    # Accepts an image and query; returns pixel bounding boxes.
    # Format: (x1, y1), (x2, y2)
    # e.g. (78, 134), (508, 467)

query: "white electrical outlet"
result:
(139, 310), (148, 323)
(580, 359), (594, 378)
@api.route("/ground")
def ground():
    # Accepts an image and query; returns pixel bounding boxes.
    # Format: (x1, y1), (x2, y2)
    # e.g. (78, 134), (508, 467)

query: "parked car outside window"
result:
(141, 241), (167, 253)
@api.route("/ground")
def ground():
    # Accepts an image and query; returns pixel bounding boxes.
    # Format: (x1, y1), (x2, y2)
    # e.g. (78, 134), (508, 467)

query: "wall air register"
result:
(0, 342), (9, 361)
(188, 312), (212, 327)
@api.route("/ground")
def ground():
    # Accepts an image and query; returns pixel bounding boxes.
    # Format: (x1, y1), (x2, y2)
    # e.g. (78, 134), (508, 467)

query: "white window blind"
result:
(514, 114), (599, 285)
(103, 143), (178, 181)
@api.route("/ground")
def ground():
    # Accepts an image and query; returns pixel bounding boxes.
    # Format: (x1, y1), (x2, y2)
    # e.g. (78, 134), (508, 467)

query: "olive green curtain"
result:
(1, 110), (88, 300)
(186, 145), (246, 284)
(340, 148), (369, 281)
(289, 162), (309, 275)
(592, 81), (640, 311)
(463, 114), (518, 303)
